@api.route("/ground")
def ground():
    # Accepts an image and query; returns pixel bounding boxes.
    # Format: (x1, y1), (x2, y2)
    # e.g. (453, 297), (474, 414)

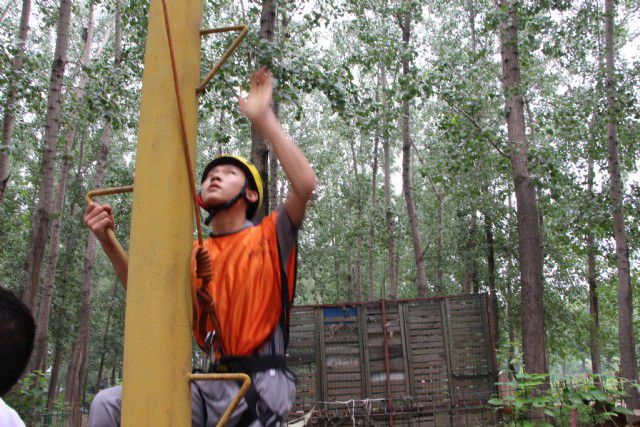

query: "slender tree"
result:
(435, 195), (444, 293)
(66, 2), (122, 419)
(95, 280), (119, 393)
(603, 0), (639, 412)
(484, 213), (498, 343)
(367, 110), (379, 301)
(45, 341), (64, 410)
(251, 0), (276, 220)
(586, 142), (602, 389)
(0, 0), (31, 202)
(381, 67), (397, 298)
(21, 0), (73, 312)
(398, 9), (428, 297)
(32, 1), (97, 372)
(268, 73), (283, 210)
(349, 136), (364, 299)
(496, 0), (548, 377)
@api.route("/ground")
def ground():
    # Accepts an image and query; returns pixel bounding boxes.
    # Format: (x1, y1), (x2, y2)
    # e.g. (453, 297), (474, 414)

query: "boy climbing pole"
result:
(84, 67), (317, 426)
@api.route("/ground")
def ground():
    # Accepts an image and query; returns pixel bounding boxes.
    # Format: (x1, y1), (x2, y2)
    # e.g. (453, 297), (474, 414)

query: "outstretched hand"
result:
(237, 66), (274, 124)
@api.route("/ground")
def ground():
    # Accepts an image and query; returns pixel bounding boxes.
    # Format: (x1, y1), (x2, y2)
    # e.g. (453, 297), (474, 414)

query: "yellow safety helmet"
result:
(200, 154), (263, 220)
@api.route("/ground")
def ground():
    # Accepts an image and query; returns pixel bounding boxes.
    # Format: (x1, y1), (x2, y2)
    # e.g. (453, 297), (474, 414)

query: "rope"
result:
(315, 398), (388, 427)
(287, 404), (317, 426)
(159, 0), (204, 246)
(159, 0), (219, 351)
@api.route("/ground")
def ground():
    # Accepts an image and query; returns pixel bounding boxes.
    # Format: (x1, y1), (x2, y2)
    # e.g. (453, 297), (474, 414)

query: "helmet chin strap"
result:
(204, 180), (249, 225)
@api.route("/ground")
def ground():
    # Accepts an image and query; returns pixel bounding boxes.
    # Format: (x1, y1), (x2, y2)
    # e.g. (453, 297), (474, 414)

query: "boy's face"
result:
(200, 163), (257, 209)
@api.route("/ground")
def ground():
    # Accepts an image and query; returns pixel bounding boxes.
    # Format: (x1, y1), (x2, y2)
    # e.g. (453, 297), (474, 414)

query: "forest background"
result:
(1, 0), (640, 422)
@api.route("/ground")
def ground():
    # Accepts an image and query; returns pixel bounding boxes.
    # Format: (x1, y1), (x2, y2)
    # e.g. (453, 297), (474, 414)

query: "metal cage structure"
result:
(286, 293), (499, 426)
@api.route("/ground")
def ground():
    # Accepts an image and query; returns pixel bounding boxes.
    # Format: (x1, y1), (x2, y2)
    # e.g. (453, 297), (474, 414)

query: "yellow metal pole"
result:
(120, 0), (201, 423)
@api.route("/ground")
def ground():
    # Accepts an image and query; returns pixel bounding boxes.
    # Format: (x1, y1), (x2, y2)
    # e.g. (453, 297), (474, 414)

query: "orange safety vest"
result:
(191, 211), (296, 355)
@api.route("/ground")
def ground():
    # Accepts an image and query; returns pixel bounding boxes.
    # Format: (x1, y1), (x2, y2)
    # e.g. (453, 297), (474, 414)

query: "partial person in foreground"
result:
(84, 67), (317, 426)
(0, 286), (36, 427)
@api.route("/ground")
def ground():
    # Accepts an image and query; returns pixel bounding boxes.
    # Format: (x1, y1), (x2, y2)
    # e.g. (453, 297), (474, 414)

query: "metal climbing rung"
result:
(197, 25), (249, 93)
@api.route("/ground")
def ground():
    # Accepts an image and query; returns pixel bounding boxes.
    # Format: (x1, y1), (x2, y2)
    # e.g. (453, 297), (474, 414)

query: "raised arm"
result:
(237, 67), (317, 227)
(84, 203), (128, 289)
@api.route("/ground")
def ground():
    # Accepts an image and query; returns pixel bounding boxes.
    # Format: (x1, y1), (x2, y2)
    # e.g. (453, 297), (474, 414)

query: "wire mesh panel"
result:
(404, 299), (452, 411)
(322, 306), (363, 402)
(286, 294), (498, 426)
(447, 296), (496, 408)
(287, 306), (319, 415)
(366, 304), (409, 397)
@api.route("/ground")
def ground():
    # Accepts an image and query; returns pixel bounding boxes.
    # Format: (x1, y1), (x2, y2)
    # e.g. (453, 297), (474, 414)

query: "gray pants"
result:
(88, 370), (296, 427)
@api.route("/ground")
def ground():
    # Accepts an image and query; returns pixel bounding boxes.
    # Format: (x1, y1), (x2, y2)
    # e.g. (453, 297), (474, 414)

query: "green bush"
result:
(4, 370), (49, 422)
(488, 372), (634, 426)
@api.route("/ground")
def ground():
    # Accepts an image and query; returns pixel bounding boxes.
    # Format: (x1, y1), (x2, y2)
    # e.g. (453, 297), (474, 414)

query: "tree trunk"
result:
(368, 114), (380, 301)
(484, 213), (499, 346)
(21, 0), (72, 313)
(0, 0), (31, 202)
(32, 1), (96, 372)
(45, 341), (63, 410)
(381, 67), (397, 299)
(349, 137), (363, 300)
(66, 4), (122, 419)
(67, 126), (110, 425)
(331, 202), (341, 297)
(64, 339), (78, 402)
(268, 144), (278, 210)
(346, 252), (353, 301)
(584, 107), (603, 389)
(268, 99), (280, 211)
(604, 0), (640, 412)
(216, 109), (225, 156)
(505, 184), (516, 373)
(251, 0), (276, 220)
(110, 362), (117, 386)
(95, 280), (118, 392)
(462, 215), (477, 294)
(462, 216), (471, 294)
(435, 195), (444, 294)
(399, 12), (428, 297)
(80, 350), (90, 410)
(497, 0), (548, 377)
(470, 215), (479, 293)
(467, 0), (477, 54)
(586, 154), (602, 389)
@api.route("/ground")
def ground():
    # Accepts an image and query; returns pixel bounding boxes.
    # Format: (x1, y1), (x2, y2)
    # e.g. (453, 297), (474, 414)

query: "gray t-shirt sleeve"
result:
(275, 207), (298, 268)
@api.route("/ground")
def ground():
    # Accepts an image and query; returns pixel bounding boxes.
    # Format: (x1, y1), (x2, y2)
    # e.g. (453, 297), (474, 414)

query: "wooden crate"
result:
(286, 294), (498, 425)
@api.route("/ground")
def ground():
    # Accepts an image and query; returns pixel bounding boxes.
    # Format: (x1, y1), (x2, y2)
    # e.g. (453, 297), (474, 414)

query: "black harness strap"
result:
(217, 355), (287, 375)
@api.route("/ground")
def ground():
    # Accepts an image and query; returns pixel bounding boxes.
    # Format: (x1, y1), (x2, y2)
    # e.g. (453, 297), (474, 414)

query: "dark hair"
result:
(0, 286), (35, 396)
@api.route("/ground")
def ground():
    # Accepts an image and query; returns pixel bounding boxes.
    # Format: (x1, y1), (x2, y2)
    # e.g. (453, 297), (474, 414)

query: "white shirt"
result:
(0, 397), (25, 427)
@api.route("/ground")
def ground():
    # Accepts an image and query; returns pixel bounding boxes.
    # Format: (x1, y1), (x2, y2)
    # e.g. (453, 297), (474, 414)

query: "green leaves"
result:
(489, 372), (637, 424)
(488, 397), (504, 406)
